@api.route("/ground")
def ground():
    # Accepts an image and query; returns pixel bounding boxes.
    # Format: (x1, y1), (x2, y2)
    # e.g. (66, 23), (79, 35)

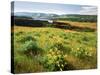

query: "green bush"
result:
(22, 40), (42, 56)
(15, 34), (34, 43)
(41, 48), (68, 71)
(71, 46), (93, 59)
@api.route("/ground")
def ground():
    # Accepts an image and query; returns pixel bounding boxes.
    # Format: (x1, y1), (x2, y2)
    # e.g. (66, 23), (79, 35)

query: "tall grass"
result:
(13, 26), (97, 73)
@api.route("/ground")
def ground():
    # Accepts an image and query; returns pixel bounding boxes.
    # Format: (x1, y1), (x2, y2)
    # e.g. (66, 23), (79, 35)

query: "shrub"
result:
(71, 46), (93, 59)
(15, 31), (24, 36)
(15, 34), (34, 43)
(22, 40), (42, 56)
(41, 48), (68, 71)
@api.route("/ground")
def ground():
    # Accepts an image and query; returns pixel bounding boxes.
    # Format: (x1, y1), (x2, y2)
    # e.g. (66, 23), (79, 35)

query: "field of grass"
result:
(12, 21), (97, 73)
(55, 20), (97, 29)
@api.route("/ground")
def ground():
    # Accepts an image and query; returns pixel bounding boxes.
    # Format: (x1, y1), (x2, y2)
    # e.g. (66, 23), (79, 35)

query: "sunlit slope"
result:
(12, 25), (97, 73)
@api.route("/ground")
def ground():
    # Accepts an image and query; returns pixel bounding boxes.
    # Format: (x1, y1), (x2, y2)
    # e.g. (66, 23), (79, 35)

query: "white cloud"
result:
(79, 6), (97, 15)
(82, 6), (97, 10)
(14, 8), (66, 15)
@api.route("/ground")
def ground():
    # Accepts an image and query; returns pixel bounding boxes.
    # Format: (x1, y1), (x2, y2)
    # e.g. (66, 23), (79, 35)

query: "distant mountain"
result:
(13, 12), (97, 22)
(14, 12), (33, 17)
(14, 12), (59, 19)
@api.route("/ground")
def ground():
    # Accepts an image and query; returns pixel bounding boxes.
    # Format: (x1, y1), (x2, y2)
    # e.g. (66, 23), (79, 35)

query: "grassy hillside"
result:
(12, 23), (97, 73)
(57, 15), (97, 22)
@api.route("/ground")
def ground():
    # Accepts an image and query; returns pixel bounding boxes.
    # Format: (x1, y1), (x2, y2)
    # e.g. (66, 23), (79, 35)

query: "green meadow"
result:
(12, 23), (97, 73)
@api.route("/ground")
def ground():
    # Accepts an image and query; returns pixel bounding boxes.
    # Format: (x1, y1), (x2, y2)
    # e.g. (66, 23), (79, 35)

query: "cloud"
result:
(82, 6), (97, 10)
(79, 6), (97, 15)
(14, 8), (66, 15)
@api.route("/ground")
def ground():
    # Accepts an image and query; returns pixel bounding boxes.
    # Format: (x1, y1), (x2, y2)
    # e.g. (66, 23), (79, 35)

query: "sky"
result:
(12, 1), (97, 15)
